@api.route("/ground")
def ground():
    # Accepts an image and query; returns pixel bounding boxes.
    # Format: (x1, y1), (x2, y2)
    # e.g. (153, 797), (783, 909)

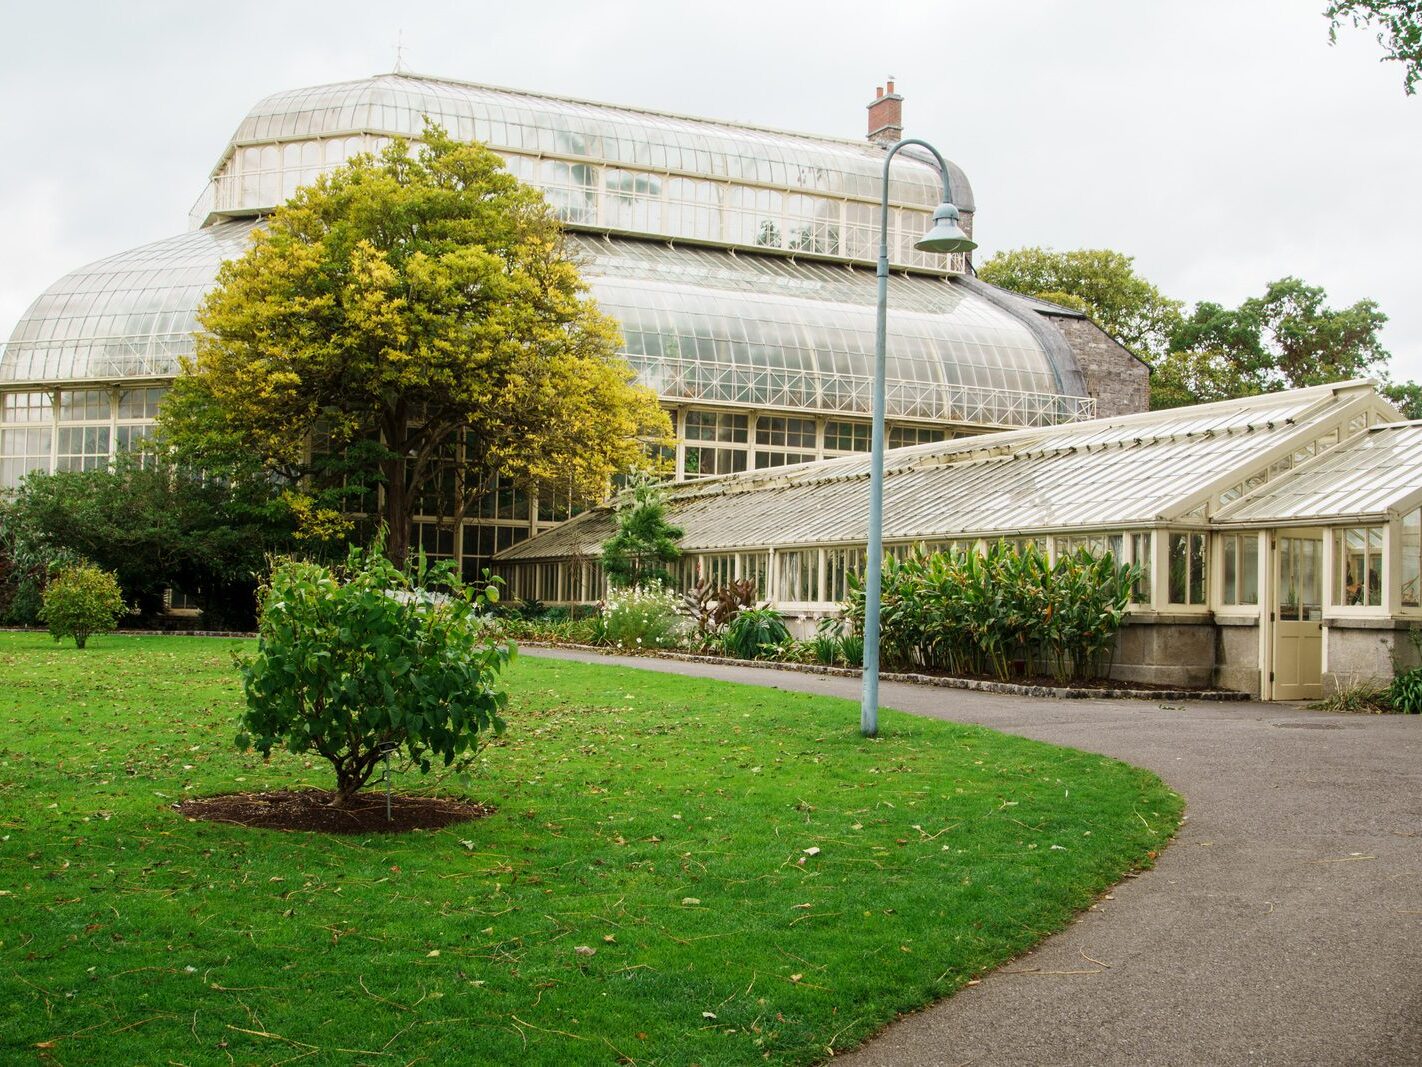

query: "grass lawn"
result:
(0, 633), (1182, 1065)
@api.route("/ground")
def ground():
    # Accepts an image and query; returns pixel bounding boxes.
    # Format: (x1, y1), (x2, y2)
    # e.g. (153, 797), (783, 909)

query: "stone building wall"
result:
(1047, 314), (1151, 417)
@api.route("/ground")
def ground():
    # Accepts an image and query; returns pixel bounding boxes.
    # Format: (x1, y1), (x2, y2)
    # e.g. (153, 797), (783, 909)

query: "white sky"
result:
(2, 0), (1419, 378)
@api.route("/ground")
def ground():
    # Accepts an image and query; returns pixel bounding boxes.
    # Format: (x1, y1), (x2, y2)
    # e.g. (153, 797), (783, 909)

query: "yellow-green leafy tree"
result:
(162, 125), (669, 567)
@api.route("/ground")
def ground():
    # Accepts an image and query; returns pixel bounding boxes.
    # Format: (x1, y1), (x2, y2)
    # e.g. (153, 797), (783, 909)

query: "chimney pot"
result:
(875, 86), (884, 99)
(886, 78), (895, 94)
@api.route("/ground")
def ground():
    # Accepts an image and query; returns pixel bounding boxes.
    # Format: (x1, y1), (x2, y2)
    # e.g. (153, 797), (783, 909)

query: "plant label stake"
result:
(379, 741), (399, 822)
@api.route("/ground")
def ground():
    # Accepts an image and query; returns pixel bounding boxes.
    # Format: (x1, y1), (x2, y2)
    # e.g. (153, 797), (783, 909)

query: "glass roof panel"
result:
(498, 385), (1364, 560)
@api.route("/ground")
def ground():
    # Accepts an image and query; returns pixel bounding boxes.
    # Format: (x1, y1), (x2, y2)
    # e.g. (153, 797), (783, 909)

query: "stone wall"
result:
(1048, 314), (1151, 417)
(1323, 619), (1422, 694)
(1111, 614), (1217, 687)
(1215, 619), (1263, 697)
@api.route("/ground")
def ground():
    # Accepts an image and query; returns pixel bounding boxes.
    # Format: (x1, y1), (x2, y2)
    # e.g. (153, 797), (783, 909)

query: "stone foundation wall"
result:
(1111, 614), (1217, 688)
(1049, 315), (1151, 417)
(1215, 619), (1263, 697)
(1323, 619), (1422, 694)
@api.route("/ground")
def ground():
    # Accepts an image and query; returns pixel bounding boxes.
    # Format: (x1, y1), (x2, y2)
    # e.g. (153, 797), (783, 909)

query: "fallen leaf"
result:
(802, 846), (821, 857)
(702, 1011), (717, 1020)
(790, 973), (803, 982)
(574, 945), (596, 957)
(681, 897), (701, 906)
(603, 934), (616, 943)
(426, 950), (441, 958)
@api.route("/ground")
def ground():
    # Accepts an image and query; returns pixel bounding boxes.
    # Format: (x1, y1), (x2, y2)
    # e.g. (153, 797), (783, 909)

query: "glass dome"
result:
(0, 221), (257, 383)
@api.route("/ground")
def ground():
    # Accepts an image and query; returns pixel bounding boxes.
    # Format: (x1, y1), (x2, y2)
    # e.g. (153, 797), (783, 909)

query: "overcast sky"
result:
(2, 0), (1419, 378)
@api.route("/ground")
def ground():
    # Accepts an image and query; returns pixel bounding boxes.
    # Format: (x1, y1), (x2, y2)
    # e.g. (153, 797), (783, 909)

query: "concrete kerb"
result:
(520, 641), (1250, 702)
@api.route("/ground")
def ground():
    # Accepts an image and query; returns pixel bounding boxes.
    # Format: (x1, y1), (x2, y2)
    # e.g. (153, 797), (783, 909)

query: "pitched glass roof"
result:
(222, 74), (970, 211)
(498, 383), (1377, 561)
(1215, 422), (1422, 523)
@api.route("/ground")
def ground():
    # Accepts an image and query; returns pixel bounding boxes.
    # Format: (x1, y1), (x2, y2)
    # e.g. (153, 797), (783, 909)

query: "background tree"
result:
(162, 124), (669, 568)
(1327, 1), (1422, 94)
(5, 454), (291, 627)
(602, 476), (684, 589)
(981, 246), (1414, 413)
(1152, 276), (1390, 409)
(978, 247), (1183, 361)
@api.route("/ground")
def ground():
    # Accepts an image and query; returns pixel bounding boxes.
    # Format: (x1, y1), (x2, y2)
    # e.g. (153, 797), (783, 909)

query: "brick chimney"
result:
(866, 78), (903, 146)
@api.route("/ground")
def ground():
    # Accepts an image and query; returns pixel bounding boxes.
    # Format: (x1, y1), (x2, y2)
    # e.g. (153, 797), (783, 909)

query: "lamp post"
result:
(861, 140), (977, 738)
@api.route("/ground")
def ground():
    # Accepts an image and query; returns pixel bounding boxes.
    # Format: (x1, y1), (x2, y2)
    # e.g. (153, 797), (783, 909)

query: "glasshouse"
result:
(0, 72), (1143, 577)
(495, 379), (1422, 701)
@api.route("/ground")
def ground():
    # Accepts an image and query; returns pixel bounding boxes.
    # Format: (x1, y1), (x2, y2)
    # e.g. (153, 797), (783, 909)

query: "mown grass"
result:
(0, 633), (1182, 1065)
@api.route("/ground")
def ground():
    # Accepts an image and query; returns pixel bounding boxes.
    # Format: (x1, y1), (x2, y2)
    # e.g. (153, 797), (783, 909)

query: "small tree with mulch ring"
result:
(237, 543), (511, 807)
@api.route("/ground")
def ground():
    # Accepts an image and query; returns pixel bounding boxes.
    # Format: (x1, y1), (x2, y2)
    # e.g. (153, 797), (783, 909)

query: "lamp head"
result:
(915, 202), (977, 254)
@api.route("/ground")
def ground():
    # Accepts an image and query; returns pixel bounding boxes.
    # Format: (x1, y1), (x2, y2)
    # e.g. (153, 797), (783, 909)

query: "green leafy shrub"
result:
(722, 607), (791, 660)
(599, 585), (684, 649)
(1388, 668), (1422, 713)
(845, 541), (1139, 684)
(238, 546), (512, 805)
(39, 564), (127, 649)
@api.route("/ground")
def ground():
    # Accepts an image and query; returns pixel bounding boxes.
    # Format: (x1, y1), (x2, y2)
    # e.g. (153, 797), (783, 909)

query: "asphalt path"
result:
(525, 647), (1422, 1066)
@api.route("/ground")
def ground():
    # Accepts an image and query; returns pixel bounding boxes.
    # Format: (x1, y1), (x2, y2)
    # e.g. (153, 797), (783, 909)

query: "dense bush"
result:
(238, 546), (512, 805)
(845, 542), (1139, 684)
(722, 607), (792, 660)
(40, 564), (127, 649)
(597, 584), (684, 649)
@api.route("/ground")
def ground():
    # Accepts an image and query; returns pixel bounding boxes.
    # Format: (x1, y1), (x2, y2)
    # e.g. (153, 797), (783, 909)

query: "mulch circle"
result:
(175, 788), (494, 834)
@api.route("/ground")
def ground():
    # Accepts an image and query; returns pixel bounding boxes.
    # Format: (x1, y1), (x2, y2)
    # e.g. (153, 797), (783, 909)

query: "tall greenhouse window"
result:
(1403, 509), (1422, 608)
(778, 549), (819, 603)
(824, 547), (864, 603)
(1168, 532), (1207, 606)
(1220, 533), (1260, 606)
(740, 553), (769, 597)
(1129, 532), (1152, 604)
(1334, 526), (1384, 607)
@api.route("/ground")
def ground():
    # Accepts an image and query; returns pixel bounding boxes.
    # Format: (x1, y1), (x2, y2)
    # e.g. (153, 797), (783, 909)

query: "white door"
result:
(1273, 532), (1323, 700)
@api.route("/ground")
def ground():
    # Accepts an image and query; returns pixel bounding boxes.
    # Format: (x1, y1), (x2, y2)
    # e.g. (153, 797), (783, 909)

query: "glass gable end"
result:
(193, 74), (972, 272)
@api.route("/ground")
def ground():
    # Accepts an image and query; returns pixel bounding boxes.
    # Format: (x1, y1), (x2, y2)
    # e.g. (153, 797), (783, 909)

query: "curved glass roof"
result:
(220, 74), (972, 211)
(0, 221), (257, 383)
(3, 223), (1077, 421)
(570, 236), (1077, 417)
